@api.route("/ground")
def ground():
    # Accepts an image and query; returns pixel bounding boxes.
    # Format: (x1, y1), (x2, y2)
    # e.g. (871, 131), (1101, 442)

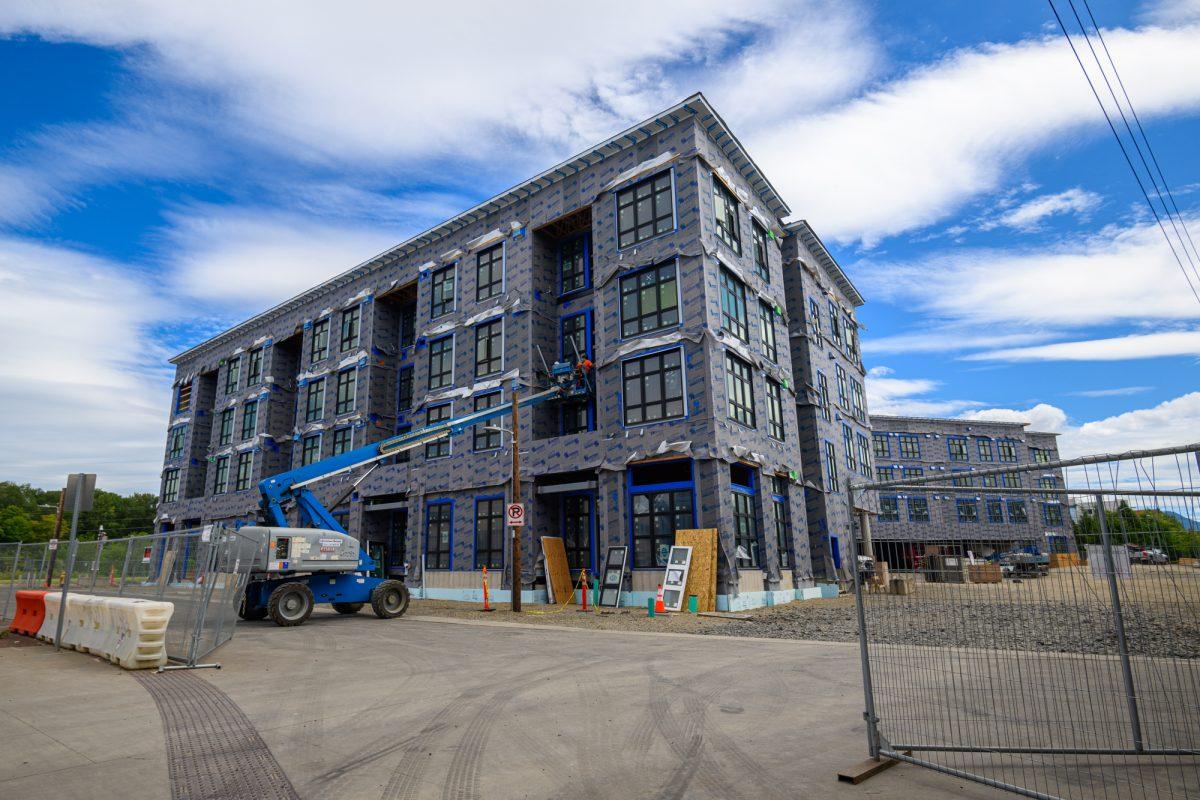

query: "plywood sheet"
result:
(541, 537), (573, 605)
(674, 529), (717, 612)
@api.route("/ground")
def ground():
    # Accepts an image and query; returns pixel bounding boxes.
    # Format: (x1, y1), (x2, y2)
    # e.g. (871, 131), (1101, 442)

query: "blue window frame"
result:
(1043, 502), (1064, 526)
(425, 403), (452, 459)
(976, 437), (994, 462)
(898, 434), (921, 459)
(956, 498), (979, 523)
(997, 438), (1018, 462)
(616, 170), (675, 249)
(560, 310), (594, 360)
(1007, 498), (1029, 524)
(731, 463), (758, 568)
(628, 459), (695, 569)
(947, 436), (969, 462)
(879, 496), (900, 522)
(908, 496), (930, 522)
(396, 365), (414, 413)
(175, 383), (191, 414)
(872, 433), (890, 459)
(425, 500), (453, 570)
(621, 346), (685, 426)
(986, 497), (1005, 524)
(558, 233), (591, 296)
(770, 476), (790, 569)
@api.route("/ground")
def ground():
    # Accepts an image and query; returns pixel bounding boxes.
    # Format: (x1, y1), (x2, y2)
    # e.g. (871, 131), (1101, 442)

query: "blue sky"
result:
(1, 0), (1198, 492)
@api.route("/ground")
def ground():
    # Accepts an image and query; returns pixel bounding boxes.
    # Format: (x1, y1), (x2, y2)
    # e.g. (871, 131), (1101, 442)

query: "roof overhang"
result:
(787, 220), (863, 307)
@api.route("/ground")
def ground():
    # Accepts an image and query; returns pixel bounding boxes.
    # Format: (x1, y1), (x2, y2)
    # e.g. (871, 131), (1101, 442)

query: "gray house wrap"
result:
(156, 94), (866, 609)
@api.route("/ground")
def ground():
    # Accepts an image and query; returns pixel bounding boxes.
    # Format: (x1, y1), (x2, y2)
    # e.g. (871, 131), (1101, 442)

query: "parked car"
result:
(997, 551), (1049, 578)
(1126, 545), (1168, 564)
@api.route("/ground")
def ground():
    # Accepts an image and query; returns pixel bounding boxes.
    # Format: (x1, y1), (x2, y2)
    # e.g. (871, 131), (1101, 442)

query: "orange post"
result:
(481, 566), (494, 612)
(577, 570), (589, 612)
(109, 566), (116, 586)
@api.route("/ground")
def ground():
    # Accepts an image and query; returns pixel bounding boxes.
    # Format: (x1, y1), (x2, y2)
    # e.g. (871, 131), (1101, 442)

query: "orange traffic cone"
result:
(481, 566), (494, 612)
(654, 584), (667, 614)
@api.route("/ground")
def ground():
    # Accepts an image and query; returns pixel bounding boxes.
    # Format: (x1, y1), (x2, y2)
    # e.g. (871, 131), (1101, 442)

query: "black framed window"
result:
(425, 403), (451, 459)
(559, 234), (589, 295)
(824, 440), (839, 492)
(765, 378), (785, 441)
(771, 476), (790, 568)
(817, 372), (831, 422)
(752, 220), (769, 282)
(234, 451), (253, 491)
(431, 265), (456, 318)
(474, 319), (503, 377)
(899, 434), (921, 459)
(213, 456), (229, 494)
(719, 268), (748, 341)
(474, 498), (504, 569)
(829, 300), (843, 346)
(1031, 447), (1052, 464)
(561, 400), (590, 435)
(952, 471), (973, 488)
(616, 170), (674, 249)
(909, 497), (930, 522)
(168, 425), (186, 459)
(873, 434), (890, 459)
(310, 318), (329, 362)
(225, 356), (241, 393)
(1008, 499), (1029, 524)
(977, 438), (994, 461)
(162, 469), (180, 503)
(428, 335), (454, 390)
(758, 301), (778, 362)
(332, 427), (352, 456)
(476, 244), (503, 302)
(397, 366), (413, 412)
(300, 433), (321, 466)
(241, 400), (258, 440)
(473, 391), (502, 451)
(1043, 503), (1063, 526)
(247, 348), (263, 385)
(876, 466), (895, 483)
(903, 467), (924, 480)
(857, 433), (872, 477)
(630, 480), (693, 569)
(305, 378), (325, 422)
(843, 424), (857, 472)
(1002, 472), (1022, 489)
(836, 364), (849, 407)
(851, 379), (866, 422)
(560, 312), (591, 360)
(425, 502), (452, 570)
(726, 352), (755, 428)
(399, 306), (416, 349)
(987, 498), (1005, 524)
(956, 498), (979, 523)
(619, 261), (678, 338)
(562, 494), (592, 571)
(732, 489), (758, 567)
(335, 369), (356, 415)
(340, 306), (361, 352)
(948, 436), (969, 462)
(880, 497), (900, 522)
(808, 297), (822, 337)
(218, 408), (233, 446)
(712, 176), (741, 254)
(622, 348), (684, 426)
(998, 439), (1018, 462)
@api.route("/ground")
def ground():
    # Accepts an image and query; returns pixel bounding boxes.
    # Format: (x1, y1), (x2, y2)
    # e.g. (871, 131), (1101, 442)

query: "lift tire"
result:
(238, 593), (268, 621)
(268, 582), (315, 627)
(371, 580), (410, 619)
(331, 602), (364, 615)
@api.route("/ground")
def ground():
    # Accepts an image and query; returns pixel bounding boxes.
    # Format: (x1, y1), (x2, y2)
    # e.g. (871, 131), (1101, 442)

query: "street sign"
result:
(506, 503), (526, 526)
(63, 473), (97, 514)
(48, 538), (58, 551)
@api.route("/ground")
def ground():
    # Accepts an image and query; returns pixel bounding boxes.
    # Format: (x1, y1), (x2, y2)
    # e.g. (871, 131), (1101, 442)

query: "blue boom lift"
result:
(238, 357), (592, 626)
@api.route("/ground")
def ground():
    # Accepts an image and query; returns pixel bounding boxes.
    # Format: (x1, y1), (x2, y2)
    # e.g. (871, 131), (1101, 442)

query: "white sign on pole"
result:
(48, 538), (59, 551)
(505, 503), (526, 526)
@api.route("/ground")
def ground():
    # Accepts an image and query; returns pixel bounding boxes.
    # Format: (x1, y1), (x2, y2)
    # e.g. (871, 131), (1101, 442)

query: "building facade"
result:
(868, 416), (1069, 565)
(780, 223), (870, 580)
(157, 94), (854, 609)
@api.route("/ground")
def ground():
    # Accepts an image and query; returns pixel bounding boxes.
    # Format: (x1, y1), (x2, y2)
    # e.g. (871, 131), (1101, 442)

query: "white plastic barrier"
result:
(34, 593), (174, 670)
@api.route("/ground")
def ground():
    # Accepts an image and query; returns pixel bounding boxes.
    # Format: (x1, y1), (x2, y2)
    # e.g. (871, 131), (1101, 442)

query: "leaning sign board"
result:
(598, 545), (628, 608)
(660, 546), (692, 612)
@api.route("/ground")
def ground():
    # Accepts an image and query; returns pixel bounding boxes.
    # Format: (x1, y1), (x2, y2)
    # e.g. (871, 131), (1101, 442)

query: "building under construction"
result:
(156, 94), (869, 609)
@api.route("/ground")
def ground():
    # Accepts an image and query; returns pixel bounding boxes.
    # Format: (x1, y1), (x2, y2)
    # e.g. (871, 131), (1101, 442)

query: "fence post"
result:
(849, 483), (882, 759)
(118, 538), (134, 595)
(2, 542), (21, 620)
(157, 535), (172, 601)
(1096, 492), (1144, 752)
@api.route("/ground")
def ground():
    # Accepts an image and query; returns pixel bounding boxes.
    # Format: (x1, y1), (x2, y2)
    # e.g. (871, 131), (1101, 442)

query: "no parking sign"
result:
(505, 503), (525, 526)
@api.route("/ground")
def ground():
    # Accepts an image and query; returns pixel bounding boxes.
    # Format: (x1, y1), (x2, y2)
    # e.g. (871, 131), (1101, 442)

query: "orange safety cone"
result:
(654, 584), (667, 614)
(481, 566), (494, 612)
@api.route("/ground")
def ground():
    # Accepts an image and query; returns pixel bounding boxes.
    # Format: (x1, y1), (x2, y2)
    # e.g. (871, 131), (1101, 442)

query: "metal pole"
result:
(117, 538), (134, 595)
(45, 490), (64, 587)
(511, 390), (522, 613)
(1096, 492), (1144, 752)
(54, 479), (85, 652)
(848, 484), (881, 759)
(2, 541), (21, 621)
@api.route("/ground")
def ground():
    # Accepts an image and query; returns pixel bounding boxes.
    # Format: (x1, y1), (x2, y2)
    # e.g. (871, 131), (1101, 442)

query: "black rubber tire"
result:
(238, 591), (268, 621)
(268, 582), (314, 627)
(370, 580), (410, 619)
(331, 602), (364, 615)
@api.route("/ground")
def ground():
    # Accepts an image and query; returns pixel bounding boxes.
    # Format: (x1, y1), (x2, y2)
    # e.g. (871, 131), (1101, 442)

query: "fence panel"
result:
(0, 526), (257, 666)
(851, 443), (1200, 800)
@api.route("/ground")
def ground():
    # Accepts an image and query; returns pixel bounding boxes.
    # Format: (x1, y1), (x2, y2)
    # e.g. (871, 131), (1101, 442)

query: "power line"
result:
(1046, 0), (1200, 305)
(1079, 0), (1200, 269)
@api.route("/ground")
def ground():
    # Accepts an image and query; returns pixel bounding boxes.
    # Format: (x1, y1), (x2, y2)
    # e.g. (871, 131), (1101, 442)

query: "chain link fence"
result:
(849, 443), (1200, 800)
(0, 526), (260, 666)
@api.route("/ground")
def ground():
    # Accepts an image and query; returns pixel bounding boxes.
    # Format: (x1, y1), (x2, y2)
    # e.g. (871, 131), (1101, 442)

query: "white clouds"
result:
(857, 216), (1200, 329)
(1066, 386), (1153, 397)
(752, 23), (1200, 243)
(0, 237), (171, 492)
(968, 330), (1200, 362)
(990, 188), (1102, 231)
(865, 372), (983, 417)
(1065, 391), (1200, 455)
(960, 404), (1069, 434)
(165, 208), (400, 313)
(0, 0), (871, 166)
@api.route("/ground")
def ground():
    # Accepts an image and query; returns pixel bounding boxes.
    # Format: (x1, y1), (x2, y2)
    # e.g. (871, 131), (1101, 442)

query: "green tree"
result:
(0, 506), (35, 543)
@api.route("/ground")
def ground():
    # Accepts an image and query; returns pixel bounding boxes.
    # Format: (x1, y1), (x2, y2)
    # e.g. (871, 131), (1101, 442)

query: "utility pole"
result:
(55, 473), (96, 652)
(45, 489), (65, 587)
(511, 390), (522, 612)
